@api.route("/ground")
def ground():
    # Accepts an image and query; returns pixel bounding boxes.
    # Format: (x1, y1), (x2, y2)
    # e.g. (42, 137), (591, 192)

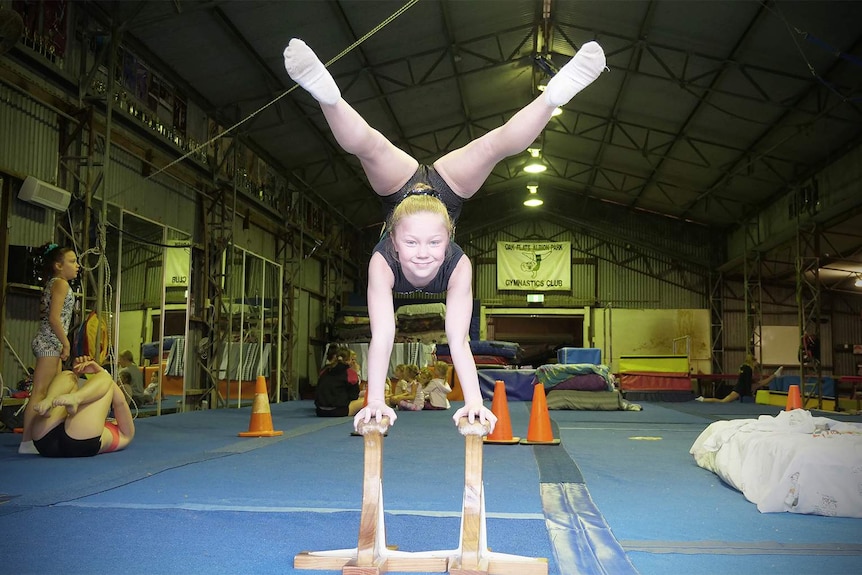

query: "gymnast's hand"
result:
(71, 355), (102, 375)
(453, 402), (497, 434)
(354, 400), (397, 431)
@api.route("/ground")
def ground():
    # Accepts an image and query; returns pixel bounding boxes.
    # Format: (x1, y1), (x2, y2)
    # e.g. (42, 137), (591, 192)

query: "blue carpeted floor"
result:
(1, 399), (861, 574)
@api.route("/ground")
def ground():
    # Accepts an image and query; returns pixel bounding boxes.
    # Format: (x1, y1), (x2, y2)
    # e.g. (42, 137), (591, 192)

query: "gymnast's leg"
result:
(28, 370), (77, 442)
(283, 39), (418, 195)
(434, 41), (606, 198)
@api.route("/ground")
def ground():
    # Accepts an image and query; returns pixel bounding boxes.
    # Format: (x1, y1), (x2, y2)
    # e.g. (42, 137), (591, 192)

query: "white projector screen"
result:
(760, 326), (801, 366)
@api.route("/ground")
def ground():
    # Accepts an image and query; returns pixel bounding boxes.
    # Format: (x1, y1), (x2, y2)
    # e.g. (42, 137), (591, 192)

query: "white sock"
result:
(695, 396), (704, 402)
(544, 41), (606, 107)
(18, 440), (38, 455)
(283, 38), (341, 105)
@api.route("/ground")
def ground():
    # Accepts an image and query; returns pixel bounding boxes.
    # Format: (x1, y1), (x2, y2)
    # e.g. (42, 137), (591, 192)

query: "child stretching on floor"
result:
(29, 355), (135, 457)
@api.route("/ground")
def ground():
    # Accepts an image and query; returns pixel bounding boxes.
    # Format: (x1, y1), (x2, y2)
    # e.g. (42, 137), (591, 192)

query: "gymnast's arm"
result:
(110, 376), (136, 449)
(354, 253), (399, 427)
(445, 255), (497, 431)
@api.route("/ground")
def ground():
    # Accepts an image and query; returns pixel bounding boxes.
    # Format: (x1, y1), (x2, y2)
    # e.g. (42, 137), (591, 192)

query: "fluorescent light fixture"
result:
(524, 182), (543, 206)
(551, 107), (563, 116)
(855, 274), (862, 287)
(524, 147), (547, 173)
(527, 293), (544, 303)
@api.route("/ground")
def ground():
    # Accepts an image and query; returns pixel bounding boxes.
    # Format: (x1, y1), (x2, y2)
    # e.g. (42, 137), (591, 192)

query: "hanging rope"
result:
(141, 0), (421, 185)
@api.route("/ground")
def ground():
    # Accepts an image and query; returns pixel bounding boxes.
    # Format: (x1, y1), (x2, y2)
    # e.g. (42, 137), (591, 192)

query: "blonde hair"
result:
(432, 361), (449, 379)
(403, 364), (420, 380)
(387, 192), (453, 238)
(417, 366), (433, 384)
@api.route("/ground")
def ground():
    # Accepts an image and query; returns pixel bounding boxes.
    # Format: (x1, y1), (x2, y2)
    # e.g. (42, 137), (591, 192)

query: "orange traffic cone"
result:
(520, 383), (560, 445)
(785, 384), (803, 411)
(485, 380), (520, 444)
(238, 376), (283, 437)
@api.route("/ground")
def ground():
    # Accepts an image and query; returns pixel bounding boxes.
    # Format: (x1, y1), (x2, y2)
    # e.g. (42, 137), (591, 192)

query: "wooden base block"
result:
(294, 551), (351, 571)
(343, 555), (387, 574)
(448, 557), (489, 575)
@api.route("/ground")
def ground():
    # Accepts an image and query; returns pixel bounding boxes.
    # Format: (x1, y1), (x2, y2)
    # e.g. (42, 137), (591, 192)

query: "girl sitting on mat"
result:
(315, 347), (364, 418)
(283, 37), (606, 433)
(29, 355), (135, 458)
(398, 366), (431, 412)
(388, 363), (419, 407)
(422, 361), (453, 411)
(696, 354), (783, 403)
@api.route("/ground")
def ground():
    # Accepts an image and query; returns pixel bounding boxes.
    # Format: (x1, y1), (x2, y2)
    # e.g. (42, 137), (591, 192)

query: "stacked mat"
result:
(618, 354), (694, 401)
(539, 349), (641, 411)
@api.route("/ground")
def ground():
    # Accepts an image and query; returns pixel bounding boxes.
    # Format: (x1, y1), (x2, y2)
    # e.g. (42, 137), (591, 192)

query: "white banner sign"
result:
(165, 243), (190, 287)
(497, 241), (571, 290)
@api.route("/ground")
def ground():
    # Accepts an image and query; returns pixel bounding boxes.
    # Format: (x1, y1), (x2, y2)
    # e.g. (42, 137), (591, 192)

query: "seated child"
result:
(389, 363), (419, 407)
(422, 361), (453, 410)
(397, 366), (429, 412)
(119, 370), (156, 406)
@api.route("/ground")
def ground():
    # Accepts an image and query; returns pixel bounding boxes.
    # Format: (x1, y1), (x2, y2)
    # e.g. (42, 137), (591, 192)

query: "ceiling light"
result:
(523, 182), (543, 206)
(855, 273), (862, 287)
(524, 147), (547, 174)
(537, 83), (547, 92)
(551, 107), (562, 117)
(524, 162), (547, 174)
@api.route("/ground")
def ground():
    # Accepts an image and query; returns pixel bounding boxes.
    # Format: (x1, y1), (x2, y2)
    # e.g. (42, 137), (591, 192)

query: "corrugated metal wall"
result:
(470, 219), (709, 310)
(0, 83), (60, 182)
(720, 280), (861, 379)
(106, 146), (197, 235)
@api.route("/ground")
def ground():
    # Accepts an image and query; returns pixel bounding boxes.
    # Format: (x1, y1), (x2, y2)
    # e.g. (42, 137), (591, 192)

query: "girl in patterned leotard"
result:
(18, 244), (79, 454)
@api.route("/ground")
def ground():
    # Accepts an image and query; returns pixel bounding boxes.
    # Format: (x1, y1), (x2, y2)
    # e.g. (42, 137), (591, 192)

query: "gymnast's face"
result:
(391, 212), (449, 284)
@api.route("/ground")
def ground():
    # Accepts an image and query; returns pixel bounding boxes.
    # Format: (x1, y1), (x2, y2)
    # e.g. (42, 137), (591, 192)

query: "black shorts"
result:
(315, 405), (349, 417)
(34, 424), (101, 458)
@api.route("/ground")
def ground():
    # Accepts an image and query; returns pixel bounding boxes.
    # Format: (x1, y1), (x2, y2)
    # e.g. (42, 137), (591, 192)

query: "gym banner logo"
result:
(496, 242), (571, 290)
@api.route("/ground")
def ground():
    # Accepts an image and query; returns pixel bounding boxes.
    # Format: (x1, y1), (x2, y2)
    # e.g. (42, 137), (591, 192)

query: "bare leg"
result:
(700, 391), (741, 403)
(20, 355), (62, 445)
(434, 41), (606, 197)
(28, 371), (77, 442)
(284, 39), (418, 194)
(61, 371), (115, 441)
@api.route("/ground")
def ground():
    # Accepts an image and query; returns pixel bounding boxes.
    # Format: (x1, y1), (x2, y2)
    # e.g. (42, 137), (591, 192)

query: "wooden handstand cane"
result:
(295, 418), (548, 574)
(294, 417), (446, 574)
(446, 418), (548, 575)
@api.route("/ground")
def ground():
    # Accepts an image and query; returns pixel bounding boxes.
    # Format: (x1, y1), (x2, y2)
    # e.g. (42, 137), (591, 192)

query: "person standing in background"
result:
(19, 244), (79, 454)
